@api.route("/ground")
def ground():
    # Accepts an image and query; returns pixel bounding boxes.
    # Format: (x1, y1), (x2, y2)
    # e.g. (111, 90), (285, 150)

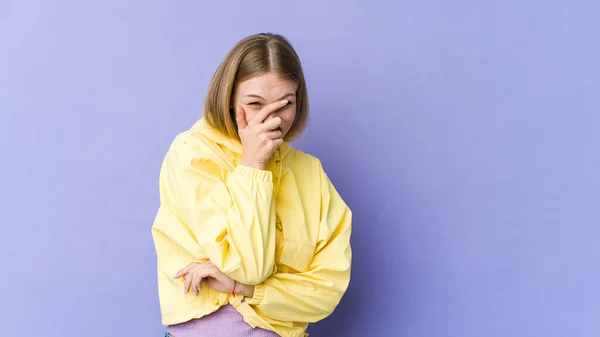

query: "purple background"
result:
(1, 1), (599, 336)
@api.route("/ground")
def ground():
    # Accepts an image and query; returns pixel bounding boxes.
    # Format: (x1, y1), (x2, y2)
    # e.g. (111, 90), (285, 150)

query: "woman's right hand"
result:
(236, 100), (289, 170)
(173, 261), (255, 298)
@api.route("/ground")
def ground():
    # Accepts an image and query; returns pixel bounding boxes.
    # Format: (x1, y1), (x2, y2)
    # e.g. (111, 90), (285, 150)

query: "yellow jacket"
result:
(151, 118), (352, 337)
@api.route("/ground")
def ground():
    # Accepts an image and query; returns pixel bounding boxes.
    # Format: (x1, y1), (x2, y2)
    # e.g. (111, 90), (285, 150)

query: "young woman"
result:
(152, 33), (352, 337)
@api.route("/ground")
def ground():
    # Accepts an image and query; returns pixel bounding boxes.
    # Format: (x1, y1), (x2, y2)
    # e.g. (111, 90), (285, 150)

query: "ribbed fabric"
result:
(166, 305), (280, 337)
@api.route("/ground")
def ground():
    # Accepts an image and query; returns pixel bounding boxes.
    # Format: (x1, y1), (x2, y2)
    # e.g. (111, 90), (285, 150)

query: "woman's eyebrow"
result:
(244, 93), (295, 100)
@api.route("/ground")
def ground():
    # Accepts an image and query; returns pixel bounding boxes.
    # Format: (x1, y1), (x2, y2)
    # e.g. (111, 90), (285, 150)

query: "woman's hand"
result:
(173, 261), (254, 297)
(173, 261), (234, 295)
(236, 100), (289, 170)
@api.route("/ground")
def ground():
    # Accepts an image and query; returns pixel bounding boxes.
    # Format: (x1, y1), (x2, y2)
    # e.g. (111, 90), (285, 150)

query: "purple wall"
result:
(1, 1), (599, 336)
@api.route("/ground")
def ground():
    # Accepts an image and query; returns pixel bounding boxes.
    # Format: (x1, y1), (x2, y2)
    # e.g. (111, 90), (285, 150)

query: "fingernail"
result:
(280, 99), (288, 105)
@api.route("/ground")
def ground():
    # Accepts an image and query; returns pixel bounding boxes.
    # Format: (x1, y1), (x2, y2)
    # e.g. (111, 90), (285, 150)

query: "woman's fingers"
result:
(183, 273), (193, 294)
(264, 130), (283, 140)
(178, 261), (232, 295)
(235, 105), (248, 129)
(249, 100), (288, 126)
(173, 265), (191, 279)
(193, 272), (202, 295)
(261, 117), (283, 133)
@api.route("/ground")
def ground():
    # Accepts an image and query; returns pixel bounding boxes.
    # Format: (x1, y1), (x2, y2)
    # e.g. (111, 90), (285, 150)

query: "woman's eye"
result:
(247, 102), (261, 107)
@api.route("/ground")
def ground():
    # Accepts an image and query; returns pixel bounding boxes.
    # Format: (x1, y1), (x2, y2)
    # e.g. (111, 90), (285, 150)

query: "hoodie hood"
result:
(190, 117), (292, 160)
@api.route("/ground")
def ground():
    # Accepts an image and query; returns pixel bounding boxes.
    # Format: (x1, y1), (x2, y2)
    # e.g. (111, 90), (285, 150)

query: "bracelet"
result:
(232, 281), (237, 297)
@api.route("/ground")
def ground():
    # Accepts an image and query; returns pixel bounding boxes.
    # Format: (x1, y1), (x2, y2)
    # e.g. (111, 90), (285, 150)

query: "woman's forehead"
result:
(237, 72), (298, 95)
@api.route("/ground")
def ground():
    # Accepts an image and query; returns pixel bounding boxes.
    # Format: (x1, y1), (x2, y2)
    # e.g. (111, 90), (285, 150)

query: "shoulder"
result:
(286, 148), (332, 191)
(286, 147), (325, 172)
(162, 127), (230, 174)
(166, 131), (209, 159)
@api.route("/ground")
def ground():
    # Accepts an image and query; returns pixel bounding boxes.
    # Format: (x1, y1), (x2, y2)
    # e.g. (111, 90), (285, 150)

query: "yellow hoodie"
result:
(151, 118), (352, 337)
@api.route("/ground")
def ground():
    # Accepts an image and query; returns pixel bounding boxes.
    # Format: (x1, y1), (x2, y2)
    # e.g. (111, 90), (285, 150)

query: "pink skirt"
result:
(166, 305), (280, 337)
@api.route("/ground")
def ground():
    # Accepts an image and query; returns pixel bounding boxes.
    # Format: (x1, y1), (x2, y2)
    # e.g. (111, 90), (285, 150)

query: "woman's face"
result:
(232, 72), (298, 138)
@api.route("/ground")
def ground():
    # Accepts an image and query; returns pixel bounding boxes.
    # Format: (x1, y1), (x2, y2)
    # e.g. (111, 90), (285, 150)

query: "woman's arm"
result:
(245, 163), (352, 323)
(155, 135), (277, 285)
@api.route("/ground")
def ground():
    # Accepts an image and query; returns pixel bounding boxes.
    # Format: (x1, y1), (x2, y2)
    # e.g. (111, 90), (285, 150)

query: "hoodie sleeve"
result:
(245, 162), (352, 323)
(157, 135), (276, 285)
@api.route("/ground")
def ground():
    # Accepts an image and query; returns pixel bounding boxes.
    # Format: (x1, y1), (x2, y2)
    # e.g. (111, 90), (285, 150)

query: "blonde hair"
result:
(203, 33), (309, 141)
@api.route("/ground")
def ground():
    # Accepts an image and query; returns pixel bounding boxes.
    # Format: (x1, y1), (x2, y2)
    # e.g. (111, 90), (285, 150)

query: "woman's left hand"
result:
(173, 261), (235, 295)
